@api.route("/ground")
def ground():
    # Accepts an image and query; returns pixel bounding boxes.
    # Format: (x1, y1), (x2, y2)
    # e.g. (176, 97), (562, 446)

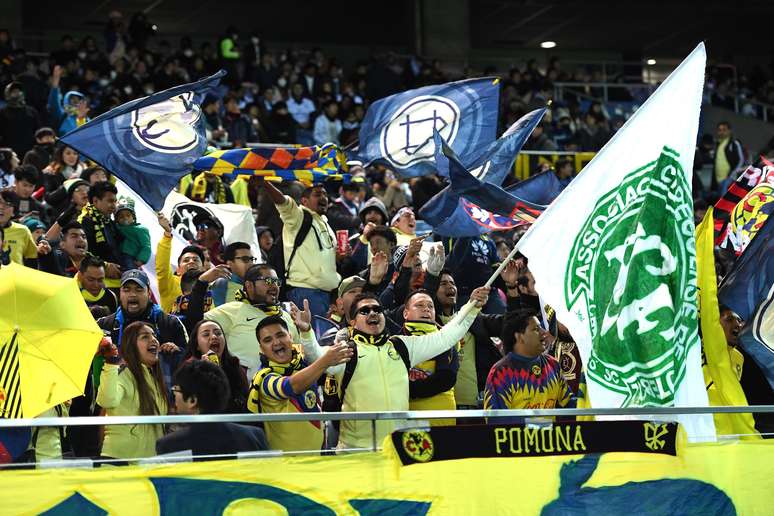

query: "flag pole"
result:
(458, 240), (523, 318)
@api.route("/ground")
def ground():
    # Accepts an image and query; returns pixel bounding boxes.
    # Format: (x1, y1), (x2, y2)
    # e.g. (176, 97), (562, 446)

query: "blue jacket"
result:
(47, 88), (89, 135)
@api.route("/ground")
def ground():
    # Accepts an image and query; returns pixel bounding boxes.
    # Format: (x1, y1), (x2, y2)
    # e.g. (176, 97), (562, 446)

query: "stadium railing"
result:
(0, 405), (771, 468)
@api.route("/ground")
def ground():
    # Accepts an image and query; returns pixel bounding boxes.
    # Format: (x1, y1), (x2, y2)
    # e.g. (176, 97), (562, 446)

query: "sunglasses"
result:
(253, 276), (282, 287)
(357, 304), (384, 316)
(234, 256), (257, 263)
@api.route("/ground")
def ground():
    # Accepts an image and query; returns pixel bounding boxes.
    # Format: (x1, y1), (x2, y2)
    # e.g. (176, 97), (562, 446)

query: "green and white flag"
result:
(519, 43), (714, 440)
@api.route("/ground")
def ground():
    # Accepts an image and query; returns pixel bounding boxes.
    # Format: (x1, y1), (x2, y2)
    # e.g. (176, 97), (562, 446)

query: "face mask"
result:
(251, 37), (259, 44)
(277, 77), (287, 88)
(78, 51), (87, 60)
(183, 49), (194, 58)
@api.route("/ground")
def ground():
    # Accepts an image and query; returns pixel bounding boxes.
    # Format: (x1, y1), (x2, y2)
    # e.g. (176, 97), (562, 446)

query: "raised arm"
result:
(402, 287), (489, 367)
(292, 300), (347, 377)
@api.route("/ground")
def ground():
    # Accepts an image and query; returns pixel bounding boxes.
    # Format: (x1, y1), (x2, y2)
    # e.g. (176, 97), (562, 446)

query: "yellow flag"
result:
(696, 208), (759, 438)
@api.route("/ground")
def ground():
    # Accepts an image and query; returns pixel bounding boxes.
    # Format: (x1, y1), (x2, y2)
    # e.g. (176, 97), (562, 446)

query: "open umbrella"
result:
(0, 263), (102, 419)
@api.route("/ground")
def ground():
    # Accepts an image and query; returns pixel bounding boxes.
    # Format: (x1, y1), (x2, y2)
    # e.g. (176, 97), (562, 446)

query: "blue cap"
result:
(120, 269), (150, 290)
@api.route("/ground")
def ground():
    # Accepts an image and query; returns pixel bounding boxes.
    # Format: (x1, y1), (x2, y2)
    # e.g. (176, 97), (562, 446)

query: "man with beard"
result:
(205, 264), (299, 379)
(98, 269), (188, 391)
(262, 180), (340, 318)
(0, 190), (37, 266)
(37, 221), (89, 277)
(295, 286), (489, 449)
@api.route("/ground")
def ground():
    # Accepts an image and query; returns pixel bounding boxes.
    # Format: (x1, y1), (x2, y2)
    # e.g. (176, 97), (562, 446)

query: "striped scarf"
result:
(234, 288), (281, 316)
(78, 203), (107, 243)
(190, 173), (228, 203)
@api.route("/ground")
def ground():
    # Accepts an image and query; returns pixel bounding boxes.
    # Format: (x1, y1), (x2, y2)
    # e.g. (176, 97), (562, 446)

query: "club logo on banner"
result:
(170, 202), (223, 242)
(401, 430), (435, 463)
(565, 147), (698, 406)
(380, 95), (460, 168)
(131, 92), (203, 154)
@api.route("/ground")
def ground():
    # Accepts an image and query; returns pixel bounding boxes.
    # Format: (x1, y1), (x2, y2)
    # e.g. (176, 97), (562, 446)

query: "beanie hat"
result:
(115, 196), (136, 216)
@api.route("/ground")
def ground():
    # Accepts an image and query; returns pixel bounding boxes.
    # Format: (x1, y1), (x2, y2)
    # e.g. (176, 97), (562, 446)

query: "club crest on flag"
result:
(564, 147), (698, 406)
(379, 95), (460, 169)
(169, 201), (224, 242)
(461, 198), (536, 230)
(131, 92), (202, 154)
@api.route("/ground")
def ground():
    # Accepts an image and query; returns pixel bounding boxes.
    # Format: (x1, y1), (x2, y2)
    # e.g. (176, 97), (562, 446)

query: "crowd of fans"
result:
(0, 14), (770, 464)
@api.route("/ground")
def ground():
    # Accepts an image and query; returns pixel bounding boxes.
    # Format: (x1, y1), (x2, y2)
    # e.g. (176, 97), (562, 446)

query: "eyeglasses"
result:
(253, 276), (282, 287)
(234, 256), (257, 264)
(356, 304), (384, 316)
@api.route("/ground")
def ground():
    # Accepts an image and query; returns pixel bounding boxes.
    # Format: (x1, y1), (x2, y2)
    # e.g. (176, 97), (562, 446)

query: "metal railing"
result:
(1, 405), (772, 468)
(553, 81), (656, 104)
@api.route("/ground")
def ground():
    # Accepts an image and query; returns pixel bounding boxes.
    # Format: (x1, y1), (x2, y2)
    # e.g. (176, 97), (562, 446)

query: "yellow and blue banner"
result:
(3, 436), (774, 514)
(192, 143), (350, 184)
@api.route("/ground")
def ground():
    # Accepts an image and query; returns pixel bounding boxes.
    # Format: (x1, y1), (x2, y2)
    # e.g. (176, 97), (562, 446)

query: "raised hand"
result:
(369, 251), (389, 284)
(157, 213), (172, 236)
(500, 259), (520, 287)
(290, 299), (313, 332)
(469, 286), (491, 308)
(425, 242), (446, 276)
(198, 264), (231, 284)
(322, 342), (354, 366)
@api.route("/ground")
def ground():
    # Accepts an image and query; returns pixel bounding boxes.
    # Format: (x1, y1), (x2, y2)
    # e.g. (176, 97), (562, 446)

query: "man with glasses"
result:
(0, 190), (37, 267)
(211, 241), (257, 306)
(262, 179), (341, 319)
(294, 286), (490, 450)
(205, 264), (300, 379)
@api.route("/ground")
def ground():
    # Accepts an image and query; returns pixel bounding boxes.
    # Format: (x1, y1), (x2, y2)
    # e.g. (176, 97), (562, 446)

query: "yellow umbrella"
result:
(0, 263), (102, 419)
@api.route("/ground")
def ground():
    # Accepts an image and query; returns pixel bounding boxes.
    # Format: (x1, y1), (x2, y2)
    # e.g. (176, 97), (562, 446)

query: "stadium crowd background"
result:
(0, 6), (772, 463)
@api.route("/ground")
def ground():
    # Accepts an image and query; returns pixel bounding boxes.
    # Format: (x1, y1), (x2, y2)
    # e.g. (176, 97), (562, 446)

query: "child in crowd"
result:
(115, 196), (151, 271)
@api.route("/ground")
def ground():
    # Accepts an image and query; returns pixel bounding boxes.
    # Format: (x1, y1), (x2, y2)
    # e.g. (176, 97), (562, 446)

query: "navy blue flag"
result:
(355, 77), (500, 177)
(420, 108), (560, 237)
(718, 215), (774, 389)
(60, 70), (226, 210)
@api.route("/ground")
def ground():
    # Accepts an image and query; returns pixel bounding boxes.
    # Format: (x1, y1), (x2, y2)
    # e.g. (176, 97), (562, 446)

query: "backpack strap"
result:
(284, 209), (319, 281)
(337, 342), (358, 405)
(390, 338), (412, 372)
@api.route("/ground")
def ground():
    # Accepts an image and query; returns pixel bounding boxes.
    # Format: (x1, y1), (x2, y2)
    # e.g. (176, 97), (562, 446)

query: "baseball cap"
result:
(338, 275), (366, 299)
(121, 269), (150, 290)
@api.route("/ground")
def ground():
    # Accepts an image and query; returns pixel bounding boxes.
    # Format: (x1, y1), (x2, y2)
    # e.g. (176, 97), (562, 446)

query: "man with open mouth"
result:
(97, 269), (189, 395)
(296, 285), (490, 450)
(247, 316), (353, 452)
(205, 263), (300, 380)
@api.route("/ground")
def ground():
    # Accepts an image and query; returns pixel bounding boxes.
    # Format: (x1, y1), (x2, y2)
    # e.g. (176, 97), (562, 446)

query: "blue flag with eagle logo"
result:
(355, 77), (500, 178)
(60, 70), (226, 210)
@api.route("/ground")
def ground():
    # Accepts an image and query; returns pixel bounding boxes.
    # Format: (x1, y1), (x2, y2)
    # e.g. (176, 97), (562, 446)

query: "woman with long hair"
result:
(184, 320), (248, 413)
(96, 321), (168, 460)
(42, 145), (85, 192)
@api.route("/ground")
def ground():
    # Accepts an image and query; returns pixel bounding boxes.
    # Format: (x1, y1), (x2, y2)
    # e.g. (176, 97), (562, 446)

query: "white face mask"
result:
(251, 37), (259, 44)
(277, 77), (287, 88)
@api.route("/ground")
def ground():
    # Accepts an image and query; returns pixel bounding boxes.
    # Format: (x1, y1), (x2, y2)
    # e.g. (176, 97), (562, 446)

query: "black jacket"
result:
(156, 422), (268, 459)
(80, 211), (123, 264)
